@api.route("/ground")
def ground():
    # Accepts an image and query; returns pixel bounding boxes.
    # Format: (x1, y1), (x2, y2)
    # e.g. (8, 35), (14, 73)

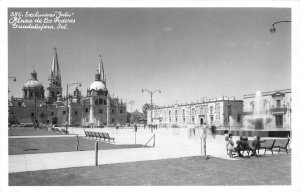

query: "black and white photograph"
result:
(1, 0), (300, 191)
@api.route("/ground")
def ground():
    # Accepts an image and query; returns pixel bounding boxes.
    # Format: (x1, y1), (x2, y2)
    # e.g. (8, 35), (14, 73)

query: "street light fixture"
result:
(270, 21), (291, 33)
(66, 82), (81, 133)
(141, 89), (161, 126)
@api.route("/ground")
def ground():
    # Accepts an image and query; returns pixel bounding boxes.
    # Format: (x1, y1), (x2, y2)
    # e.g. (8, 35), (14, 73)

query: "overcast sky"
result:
(8, 8), (291, 112)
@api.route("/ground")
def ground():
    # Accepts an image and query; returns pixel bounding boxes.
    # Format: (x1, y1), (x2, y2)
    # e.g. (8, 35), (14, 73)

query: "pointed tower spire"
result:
(49, 47), (61, 84)
(95, 54), (102, 81)
(98, 54), (101, 74)
(100, 56), (105, 81)
(47, 47), (62, 102)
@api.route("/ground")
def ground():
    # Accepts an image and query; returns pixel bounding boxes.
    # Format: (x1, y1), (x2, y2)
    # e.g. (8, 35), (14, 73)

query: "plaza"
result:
(9, 126), (290, 170)
(6, 6), (295, 188)
(8, 125), (291, 185)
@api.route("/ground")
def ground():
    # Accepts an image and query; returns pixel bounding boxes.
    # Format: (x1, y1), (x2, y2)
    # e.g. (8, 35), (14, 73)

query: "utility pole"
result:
(141, 89), (161, 126)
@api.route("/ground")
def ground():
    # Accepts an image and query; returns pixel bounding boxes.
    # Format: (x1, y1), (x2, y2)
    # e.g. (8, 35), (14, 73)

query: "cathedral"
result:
(9, 49), (127, 127)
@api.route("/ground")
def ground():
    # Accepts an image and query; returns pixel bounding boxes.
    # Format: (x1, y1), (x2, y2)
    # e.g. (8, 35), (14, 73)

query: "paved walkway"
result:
(9, 127), (286, 173)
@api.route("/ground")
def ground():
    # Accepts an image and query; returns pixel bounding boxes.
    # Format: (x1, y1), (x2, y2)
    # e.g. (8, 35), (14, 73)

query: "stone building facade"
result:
(9, 49), (127, 127)
(147, 89), (291, 130)
(243, 89), (291, 130)
(148, 98), (244, 128)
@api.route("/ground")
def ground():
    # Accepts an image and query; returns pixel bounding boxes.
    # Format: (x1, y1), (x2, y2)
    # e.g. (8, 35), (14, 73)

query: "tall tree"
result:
(130, 110), (143, 124)
(142, 103), (151, 115)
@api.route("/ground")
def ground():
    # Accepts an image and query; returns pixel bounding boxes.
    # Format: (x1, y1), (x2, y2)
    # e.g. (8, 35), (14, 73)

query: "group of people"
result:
(224, 130), (262, 158)
(147, 124), (158, 130)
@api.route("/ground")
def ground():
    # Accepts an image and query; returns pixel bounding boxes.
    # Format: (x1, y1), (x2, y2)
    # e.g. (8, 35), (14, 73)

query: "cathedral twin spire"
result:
(47, 48), (62, 102)
(47, 48), (107, 101)
(95, 55), (106, 85)
(48, 47), (61, 87)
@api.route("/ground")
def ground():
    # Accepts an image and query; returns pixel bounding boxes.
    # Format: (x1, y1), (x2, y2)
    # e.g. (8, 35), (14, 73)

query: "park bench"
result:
(233, 138), (252, 157)
(96, 132), (105, 140)
(273, 138), (290, 154)
(92, 132), (100, 139)
(100, 132), (106, 141)
(86, 131), (93, 138)
(88, 131), (94, 139)
(103, 132), (115, 142)
(258, 139), (276, 155)
(252, 139), (267, 155)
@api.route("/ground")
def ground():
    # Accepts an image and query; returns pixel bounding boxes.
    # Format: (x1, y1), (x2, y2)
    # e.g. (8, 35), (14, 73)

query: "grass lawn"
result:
(9, 155), (290, 186)
(9, 137), (144, 155)
(9, 127), (65, 136)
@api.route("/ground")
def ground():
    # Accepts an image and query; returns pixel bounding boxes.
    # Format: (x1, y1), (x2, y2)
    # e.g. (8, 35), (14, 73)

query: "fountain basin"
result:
(247, 117), (272, 130)
(214, 129), (290, 138)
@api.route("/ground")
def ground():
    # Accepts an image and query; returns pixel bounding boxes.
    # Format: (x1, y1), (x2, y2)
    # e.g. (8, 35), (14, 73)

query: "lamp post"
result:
(66, 82), (81, 133)
(270, 21), (291, 33)
(141, 89), (161, 127)
(45, 102), (48, 125)
(34, 96), (37, 130)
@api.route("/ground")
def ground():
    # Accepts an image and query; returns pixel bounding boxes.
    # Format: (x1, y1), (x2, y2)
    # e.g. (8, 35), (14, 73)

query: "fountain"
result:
(214, 90), (289, 137)
(246, 90), (272, 130)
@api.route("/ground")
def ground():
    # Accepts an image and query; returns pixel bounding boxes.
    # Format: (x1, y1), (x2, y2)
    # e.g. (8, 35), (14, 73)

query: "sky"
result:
(8, 8), (291, 112)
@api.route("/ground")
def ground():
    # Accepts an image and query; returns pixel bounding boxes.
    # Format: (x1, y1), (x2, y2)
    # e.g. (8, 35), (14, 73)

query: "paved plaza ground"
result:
(8, 126), (291, 185)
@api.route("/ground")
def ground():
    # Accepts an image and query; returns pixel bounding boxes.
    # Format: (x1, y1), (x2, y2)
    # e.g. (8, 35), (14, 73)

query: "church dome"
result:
(23, 70), (44, 89)
(22, 69), (45, 99)
(90, 81), (106, 91)
(23, 80), (44, 88)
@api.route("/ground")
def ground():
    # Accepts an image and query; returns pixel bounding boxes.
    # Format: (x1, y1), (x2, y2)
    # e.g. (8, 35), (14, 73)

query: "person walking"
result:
(227, 133), (235, 158)
(224, 130), (229, 154)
